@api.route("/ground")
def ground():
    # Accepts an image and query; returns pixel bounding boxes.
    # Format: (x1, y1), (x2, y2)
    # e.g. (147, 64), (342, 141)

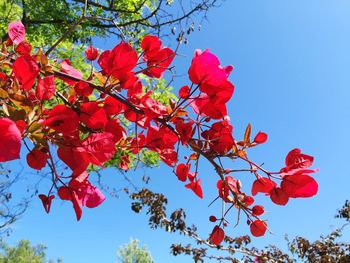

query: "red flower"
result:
(85, 45), (98, 61)
(253, 131), (268, 144)
(217, 176), (239, 201)
(141, 35), (162, 58)
(99, 42), (138, 78)
(26, 149), (49, 170)
(252, 205), (264, 216)
(185, 179), (203, 199)
(190, 94), (228, 120)
(174, 119), (194, 145)
(38, 194), (55, 214)
(105, 119), (127, 143)
(82, 132), (116, 166)
(104, 96), (125, 116)
(80, 102), (107, 130)
(8, 21), (25, 45)
(179, 85), (190, 98)
(36, 76), (56, 100)
(176, 163), (191, 182)
(15, 41), (32, 56)
(0, 118), (22, 162)
(209, 225), (225, 246)
(251, 177), (277, 196)
(281, 174), (318, 198)
(74, 81), (93, 97)
(250, 220), (267, 237)
(144, 48), (175, 78)
(204, 121), (234, 154)
(58, 178), (105, 221)
(270, 187), (289, 206)
(42, 105), (79, 135)
(188, 49), (233, 87)
(13, 56), (39, 91)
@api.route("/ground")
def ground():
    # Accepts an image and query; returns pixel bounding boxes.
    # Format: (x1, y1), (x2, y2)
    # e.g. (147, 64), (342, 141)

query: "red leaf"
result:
(0, 118), (22, 162)
(185, 179), (203, 199)
(144, 47), (175, 78)
(13, 56), (39, 91)
(36, 75), (56, 100)
(281, 174), (318, 198)
(209, 225), (225, 246)
(251, 177), (277, 196)
(105, 119), (127, 143)
(26, 149), (48, 170)
(104, 96), (125, 116)
(250, 220), (267, 237)
(285, 148), (314, 170)
(8, 21), (25, 45)
(253, 131), (268, 144)
(270, 187), (289, 205)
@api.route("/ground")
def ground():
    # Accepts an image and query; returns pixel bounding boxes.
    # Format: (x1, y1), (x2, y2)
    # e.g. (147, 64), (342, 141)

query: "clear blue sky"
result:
(5, 0), (350, 262)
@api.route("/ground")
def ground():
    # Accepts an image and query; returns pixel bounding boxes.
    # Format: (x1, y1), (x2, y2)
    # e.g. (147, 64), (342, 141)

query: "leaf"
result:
(244, 123), (251, 145)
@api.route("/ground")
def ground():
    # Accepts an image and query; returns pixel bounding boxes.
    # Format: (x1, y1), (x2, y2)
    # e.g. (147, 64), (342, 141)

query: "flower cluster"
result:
(0, 21), (319, 243)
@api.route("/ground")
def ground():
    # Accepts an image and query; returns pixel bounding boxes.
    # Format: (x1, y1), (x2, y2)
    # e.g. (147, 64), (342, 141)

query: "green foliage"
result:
(0, 240), (62, 263)
(117, 239), (153, 263)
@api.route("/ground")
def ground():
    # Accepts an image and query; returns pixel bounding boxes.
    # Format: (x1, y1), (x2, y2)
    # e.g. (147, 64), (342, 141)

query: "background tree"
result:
(117, 239), (153, 263)
(0, 240), (62, 263)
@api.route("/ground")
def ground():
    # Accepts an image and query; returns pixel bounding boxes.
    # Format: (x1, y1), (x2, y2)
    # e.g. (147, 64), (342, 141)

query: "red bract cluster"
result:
(0, 21), (319, 242)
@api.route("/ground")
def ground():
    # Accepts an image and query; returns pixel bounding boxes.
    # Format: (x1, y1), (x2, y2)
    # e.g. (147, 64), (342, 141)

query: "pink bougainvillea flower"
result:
(281, 174), (318, 198)
(8, 21), (25, 45)
(250, 220), (267, 237)
(185, 179), (203, 199)
(59, 59), (82, 86)
(79, 102), (107, 130)
(253, 131), (268, 144)
(13, 56), (39, 91)
(0, 118), (22, 162)
(85, 45), (98, 61)
(209, 225), (225, 246)
(42, 105), (79, 135)
(58, 178), (105, 221)
(175, 163), (191, 182)
(188, 49), (233, 87)
(251, 177), (277, 196)
(26, 149), (49, 170)
(38, 194), (55, 214)
(36, 75), (56, 100)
